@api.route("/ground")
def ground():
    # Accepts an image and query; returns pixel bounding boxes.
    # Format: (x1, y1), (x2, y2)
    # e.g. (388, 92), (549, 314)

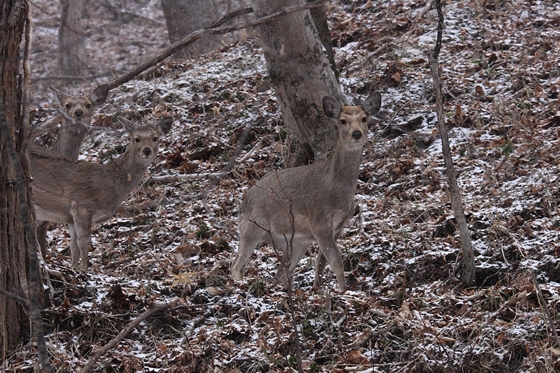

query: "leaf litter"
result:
(9, 0), (560, 372)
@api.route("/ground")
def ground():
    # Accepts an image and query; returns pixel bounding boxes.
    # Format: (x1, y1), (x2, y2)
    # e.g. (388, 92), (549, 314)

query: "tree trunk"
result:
(0, 0), (42, 359)
(251, 0), (344, 167)
(161, 0), (251, 58)
(59, 0), (87, 77)
(308, 1), (338, 79)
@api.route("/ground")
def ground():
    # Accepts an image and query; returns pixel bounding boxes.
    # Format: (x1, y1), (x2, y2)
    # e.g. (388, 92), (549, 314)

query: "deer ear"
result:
(90, 84), (109, 106)
(362, 92), (381, 116)
(50, 86), (71, 106)
(323, 96), (341, 119)
(156, 117), (173, 135)
(117, 117), (136, 133)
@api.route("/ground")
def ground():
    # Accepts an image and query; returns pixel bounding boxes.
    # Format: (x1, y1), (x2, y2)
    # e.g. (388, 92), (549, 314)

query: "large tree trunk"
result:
(0, 0), (42, 359)
(59, 0), (87, 77)
(161, 0), (251, 58)
(251, 0), (344, 167)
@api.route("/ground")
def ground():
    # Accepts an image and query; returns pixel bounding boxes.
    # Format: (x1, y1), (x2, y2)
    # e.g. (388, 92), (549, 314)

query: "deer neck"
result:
(53, 126), (87, 160)
(328, 141), (364, 189)
(112, 149), (149, 193)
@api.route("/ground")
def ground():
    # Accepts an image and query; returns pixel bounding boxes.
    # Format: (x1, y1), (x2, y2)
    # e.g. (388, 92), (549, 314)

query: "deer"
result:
(31, 85), (109, 158)
(231, 92), (381, 292)
(32, 85), (109, 257)
(29, 117), (173, 270)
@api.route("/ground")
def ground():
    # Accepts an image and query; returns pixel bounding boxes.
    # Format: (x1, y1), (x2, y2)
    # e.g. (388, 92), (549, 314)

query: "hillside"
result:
(8, 0), (560, 372)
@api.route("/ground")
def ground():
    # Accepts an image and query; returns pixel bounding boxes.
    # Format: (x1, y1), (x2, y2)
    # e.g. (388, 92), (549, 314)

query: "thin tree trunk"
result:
(1, 1), (48, 370)
(252, 0), (344, 167)
(0, 0), (36, 360)
(429, 0), (475, 287)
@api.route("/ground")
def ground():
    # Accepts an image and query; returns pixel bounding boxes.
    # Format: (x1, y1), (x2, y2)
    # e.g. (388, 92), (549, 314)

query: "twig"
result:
(531, 271), (560, 348)
(80, 300), (177, 373)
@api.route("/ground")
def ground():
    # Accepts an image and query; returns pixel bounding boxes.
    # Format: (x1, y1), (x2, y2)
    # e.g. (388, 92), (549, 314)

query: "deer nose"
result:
(352, 130), (362, 140)
(143, 148), (152, 157)
(75, 109), (83, 117)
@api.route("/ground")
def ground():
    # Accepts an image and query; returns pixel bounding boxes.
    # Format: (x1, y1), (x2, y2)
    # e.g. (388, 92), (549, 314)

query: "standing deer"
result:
(32, 85), (109, 257)
(231, 92), (381, 291)
(29, 117), (173, 270)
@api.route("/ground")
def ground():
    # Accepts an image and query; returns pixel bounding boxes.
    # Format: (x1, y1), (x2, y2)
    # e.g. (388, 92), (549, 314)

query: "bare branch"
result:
(97, 0), (327, 92)
(0, 288), (30, 308)
(80, 300), (177, 373)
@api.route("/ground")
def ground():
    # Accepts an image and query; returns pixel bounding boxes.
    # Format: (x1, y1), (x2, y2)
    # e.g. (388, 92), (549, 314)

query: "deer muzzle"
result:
(352, 130), (363, 140)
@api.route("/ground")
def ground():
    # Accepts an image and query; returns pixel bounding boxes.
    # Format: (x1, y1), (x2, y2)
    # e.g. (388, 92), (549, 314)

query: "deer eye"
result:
(65, 104), (71, 109)
(340, 119), (347, 125)
(361, 117), (367, 123)
(86, 104), (91, 109)
(135, 138), (140, 143)
(153, 136), (159, 142)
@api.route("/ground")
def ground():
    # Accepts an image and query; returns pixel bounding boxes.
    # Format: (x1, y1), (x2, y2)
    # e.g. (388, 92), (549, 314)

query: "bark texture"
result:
(0, 0), (32, 358)
(59, 0), (87, 77)
(251, 0), (344, 167)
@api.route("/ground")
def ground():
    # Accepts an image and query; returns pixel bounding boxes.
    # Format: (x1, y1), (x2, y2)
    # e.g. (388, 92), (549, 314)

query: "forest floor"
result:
(6, 0), (560, 372)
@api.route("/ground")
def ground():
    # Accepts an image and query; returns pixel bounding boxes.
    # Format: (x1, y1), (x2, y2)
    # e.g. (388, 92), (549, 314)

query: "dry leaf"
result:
(171, 272), (198, 287)
(347, 350), (370, 365)
(399, 300), (413, 319)
(475, 85), (484, 96)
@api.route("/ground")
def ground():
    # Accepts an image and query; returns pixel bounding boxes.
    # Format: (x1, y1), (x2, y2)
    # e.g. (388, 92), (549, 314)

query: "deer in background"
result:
(29, 117), (173, 270)
(32, 85), (109, 257)
(31, 85), (109, 158)
(231, 92), (381, 291)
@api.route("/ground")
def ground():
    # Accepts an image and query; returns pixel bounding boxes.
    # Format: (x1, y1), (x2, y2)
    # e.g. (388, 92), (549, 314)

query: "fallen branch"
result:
(80, 300), (178, 373)
(96, 0), (327, 92)
(147, 172), (227, 185)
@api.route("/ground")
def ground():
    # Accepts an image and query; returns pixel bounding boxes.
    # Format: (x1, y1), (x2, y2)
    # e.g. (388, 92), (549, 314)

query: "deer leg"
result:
(231, 222), (265, 281)
(69, 208), (92, 271)
(314, 228), (347, 291)
(36, 220), (50, 258)
(313, 250), (328, 289)
(68, 223), (79, 269)
(275, 239), (311, 288)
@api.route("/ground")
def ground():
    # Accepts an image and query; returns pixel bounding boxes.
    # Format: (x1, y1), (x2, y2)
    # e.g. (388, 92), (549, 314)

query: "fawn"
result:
(29, 117), (173, 270)
(231, 92), (381, 291)
(32, 86), (109, 257)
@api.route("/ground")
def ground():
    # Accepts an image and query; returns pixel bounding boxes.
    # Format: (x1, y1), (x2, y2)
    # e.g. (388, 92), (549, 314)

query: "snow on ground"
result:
(7, 0), (560, 372)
